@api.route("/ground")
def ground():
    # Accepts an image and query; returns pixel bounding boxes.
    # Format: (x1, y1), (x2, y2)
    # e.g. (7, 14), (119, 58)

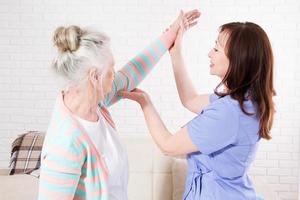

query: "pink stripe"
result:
(81, 167), (100, 184)
(77, 182), (107, 196)
(40, 173), (78, 187)
(50, 145), (85, 163)
(67, 132), (108, 181)
(113, 76), (121, 92)
(128, 61), (143, 81)
(100, 108), (116, 129)
(135, 54), (150, 74)
(39, 185), (75, 199)
(74, 196), (85, 200)
(143, 49), (156, 67)
(151, 42), (163, 57)
(121, 67), (136, 90)
(43, 159), (81, 174)
(119, 72), (129, 90)
(82, 160), (108, 181)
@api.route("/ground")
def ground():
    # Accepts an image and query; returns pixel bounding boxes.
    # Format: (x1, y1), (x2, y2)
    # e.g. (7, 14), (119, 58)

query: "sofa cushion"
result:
(172, 158), (188, 200)
(0, 174), (39, 199)
(9, 131), (44, 175)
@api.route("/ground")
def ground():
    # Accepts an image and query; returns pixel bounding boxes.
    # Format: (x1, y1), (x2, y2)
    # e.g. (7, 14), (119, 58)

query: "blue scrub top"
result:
(184, 94), (260, 200)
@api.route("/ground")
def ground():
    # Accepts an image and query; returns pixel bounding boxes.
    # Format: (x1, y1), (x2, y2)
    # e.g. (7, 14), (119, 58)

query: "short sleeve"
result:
(209, 93), (220, 103)
(186, 99), (239, 155)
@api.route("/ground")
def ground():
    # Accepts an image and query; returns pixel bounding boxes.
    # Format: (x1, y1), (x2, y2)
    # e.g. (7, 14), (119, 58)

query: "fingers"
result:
(180, 9), (200, 31)
(188, 21), (198, 28)
(118, 91), (130, 98)
(185, 9), (201, 20)
(185, 11), (201, 26)
(118, 88), (145, 99)
(133, 88), (145, 93)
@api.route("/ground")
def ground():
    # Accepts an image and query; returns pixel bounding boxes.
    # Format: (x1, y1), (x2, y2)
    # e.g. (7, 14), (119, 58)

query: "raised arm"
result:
(103, 10), (200, 107)
(169, 17), (210, 114)
(170, 44), (210, 114)
(103, 29), (176, 107)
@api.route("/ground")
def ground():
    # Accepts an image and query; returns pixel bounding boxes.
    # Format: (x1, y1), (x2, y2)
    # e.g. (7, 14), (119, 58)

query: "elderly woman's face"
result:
(101, 54), (115, 95)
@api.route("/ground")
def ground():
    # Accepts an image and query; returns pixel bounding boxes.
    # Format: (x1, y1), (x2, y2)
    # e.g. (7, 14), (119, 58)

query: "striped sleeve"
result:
(38, 133), (85, 200)
(103, 29), (176, 107)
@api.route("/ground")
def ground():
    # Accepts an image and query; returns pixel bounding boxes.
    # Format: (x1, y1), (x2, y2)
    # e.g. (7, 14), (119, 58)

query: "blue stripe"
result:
(140, 53), (152, 71)
(41, 167), (79, 180)
(115, 72), (124, 90)
(103, 81), (117, 106)
(78, 179), (103, 190)
(148, 46), (159, 62)
(74, 187), (86, 198)
(39, 179), (76, 194)
(155, 39), (167, 54)
(124, 64), (139, 88)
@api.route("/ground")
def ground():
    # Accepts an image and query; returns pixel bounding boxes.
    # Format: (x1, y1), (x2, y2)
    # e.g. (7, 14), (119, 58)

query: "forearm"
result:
(170, 52), (198, 107)
(103, 29), (176, 107)
(141, 103), (173, 153)
(118, 29), (176, 91)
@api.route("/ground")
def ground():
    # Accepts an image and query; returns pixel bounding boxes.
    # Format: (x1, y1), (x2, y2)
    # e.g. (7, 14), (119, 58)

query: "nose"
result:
(112, 71), (116, 80)
(208, 49), (213, 58)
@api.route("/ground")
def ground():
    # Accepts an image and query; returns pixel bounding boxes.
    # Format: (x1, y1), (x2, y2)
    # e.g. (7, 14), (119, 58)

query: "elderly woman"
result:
(38, 10), (200, 200)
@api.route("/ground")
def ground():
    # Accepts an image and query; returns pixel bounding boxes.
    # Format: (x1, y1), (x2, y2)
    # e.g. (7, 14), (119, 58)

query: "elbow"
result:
(160, 141), (178, 157)
(182, 100), (192, 111)
(182, 101), (189, 109)
(180, 98), (188, 108)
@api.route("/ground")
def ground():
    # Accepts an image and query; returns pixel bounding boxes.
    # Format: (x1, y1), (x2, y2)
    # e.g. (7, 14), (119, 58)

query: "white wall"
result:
(0, 0), (299, 199)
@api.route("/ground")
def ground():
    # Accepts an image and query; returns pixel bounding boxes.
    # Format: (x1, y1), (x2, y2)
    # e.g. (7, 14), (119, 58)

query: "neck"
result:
(63, 88), (100, 122)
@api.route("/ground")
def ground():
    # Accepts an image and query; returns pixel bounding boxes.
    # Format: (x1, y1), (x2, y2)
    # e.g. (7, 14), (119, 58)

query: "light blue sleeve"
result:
(186, 97), (239, 155)
(209, 93), (219, 103)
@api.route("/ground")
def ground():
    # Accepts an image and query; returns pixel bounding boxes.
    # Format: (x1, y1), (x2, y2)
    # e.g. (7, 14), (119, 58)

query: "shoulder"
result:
(204, 95), (240, 120)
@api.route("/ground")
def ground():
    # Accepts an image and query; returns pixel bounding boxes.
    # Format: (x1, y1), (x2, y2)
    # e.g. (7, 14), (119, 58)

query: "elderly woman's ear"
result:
(88, 68), (101, 86)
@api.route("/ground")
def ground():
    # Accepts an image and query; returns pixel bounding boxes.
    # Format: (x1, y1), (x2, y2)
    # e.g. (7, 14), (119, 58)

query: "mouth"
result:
(210, 62), (214, 68)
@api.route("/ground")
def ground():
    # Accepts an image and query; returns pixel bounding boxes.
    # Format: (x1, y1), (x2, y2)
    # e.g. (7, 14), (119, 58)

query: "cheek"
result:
(216, 54), (229, 73)
(103, 73), (114, 91)
(222, 57), (229, 73)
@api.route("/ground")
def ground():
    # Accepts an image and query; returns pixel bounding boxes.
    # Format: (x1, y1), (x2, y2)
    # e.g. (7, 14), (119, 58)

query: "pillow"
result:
(171, 158), (188, 200)
(9, 131), (45, 176)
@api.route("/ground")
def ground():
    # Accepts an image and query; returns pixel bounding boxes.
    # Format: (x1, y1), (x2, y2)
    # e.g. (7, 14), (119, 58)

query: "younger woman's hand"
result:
(118, 88), (152, 108)
(169, 26), (184, 56)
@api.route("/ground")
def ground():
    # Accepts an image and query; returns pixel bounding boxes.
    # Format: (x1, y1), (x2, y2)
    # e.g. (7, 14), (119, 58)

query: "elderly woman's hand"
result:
(168, 9), (201, 55)
(118, 88), (152, 108)
(168, 9), (200, 35)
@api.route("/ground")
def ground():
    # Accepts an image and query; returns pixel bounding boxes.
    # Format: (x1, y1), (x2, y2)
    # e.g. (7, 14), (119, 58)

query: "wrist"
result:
(170, 50), (183, 58)
(140, 100), (152, 110)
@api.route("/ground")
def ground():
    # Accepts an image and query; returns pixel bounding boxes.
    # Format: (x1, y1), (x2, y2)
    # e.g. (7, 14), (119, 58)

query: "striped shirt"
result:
(38, 29), (176, 200)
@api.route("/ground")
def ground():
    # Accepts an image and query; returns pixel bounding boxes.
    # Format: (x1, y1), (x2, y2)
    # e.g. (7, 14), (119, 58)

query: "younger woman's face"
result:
(208, 31), (230, 79)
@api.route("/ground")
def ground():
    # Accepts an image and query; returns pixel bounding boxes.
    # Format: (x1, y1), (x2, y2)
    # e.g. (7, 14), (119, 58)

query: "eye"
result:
(213, 48), (218, 52)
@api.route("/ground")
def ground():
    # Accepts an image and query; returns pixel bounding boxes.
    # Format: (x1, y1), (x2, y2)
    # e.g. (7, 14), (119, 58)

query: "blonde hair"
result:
(52, 25), (111, 86)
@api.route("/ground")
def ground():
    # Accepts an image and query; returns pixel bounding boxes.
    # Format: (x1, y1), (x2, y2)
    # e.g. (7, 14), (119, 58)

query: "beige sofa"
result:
(0, 134), (279, 200)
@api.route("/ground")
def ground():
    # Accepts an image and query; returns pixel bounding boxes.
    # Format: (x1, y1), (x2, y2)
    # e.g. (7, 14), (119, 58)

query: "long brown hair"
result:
(215, 22), (276, 140)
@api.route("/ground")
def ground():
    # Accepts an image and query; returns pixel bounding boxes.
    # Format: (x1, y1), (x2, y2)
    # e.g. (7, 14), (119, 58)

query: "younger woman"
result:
(120, 17), (275, 199)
